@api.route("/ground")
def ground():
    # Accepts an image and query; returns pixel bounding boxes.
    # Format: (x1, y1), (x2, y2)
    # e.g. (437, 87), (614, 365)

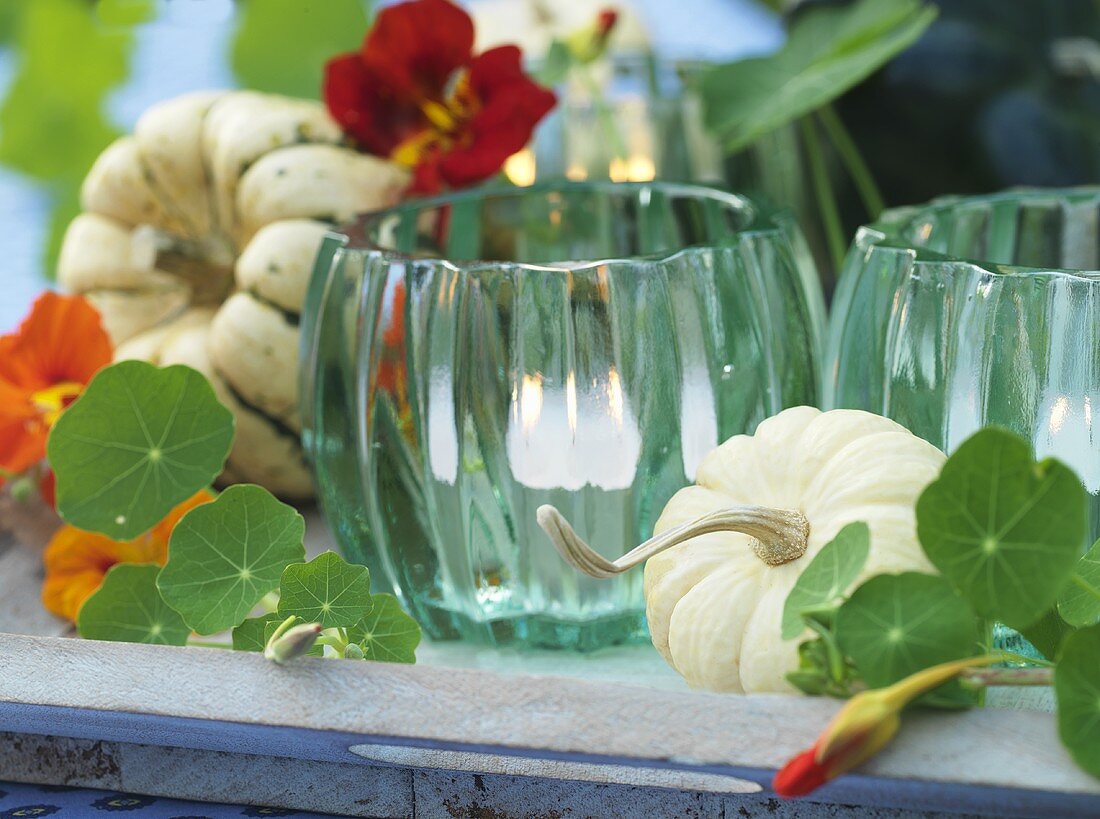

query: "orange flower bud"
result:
(774, 655), (1000, 797)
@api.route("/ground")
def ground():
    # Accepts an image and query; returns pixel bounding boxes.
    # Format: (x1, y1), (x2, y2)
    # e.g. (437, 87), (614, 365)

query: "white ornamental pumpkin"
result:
(58, 90), (410, 498)
(538, 406), (946, 694)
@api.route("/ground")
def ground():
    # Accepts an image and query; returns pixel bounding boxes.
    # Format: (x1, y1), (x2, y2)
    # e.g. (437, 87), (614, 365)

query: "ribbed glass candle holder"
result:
(301, 181), (824, 650)
(827, 187), (1100, 545)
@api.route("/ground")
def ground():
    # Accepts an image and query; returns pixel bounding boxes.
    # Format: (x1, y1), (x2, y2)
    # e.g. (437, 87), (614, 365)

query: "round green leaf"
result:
(1058, 539), (1100, 628)
(77, 563), (190, 646)
(835, 572), (979, 691)
(47, 361), (234, 540)
(1055, 625), (1100, 777)
(158, 484), (305, 635)
(278, 551), (372, 629)
(232, 613), (281, 652)
(782, 522), (870, 639)
(916, 428), (1087, 629)
(701, 0), (937, 151)
(348, 594), (421, 664)
(1021, 609), (1074, 662)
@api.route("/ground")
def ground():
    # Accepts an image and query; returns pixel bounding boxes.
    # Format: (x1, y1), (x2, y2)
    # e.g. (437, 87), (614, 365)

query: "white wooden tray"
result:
(1, 493), (1098, 818)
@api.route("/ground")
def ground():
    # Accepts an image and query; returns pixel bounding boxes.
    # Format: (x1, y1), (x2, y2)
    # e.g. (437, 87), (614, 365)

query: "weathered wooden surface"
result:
(0, 731), (994, 819)
(1, 491), (1097, 817)
(0, 633), (1098, 817)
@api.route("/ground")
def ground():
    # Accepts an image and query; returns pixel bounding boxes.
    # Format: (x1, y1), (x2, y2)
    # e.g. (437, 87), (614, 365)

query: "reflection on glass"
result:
(827, 188), (1100, 544)
(302, 181), (824, 650)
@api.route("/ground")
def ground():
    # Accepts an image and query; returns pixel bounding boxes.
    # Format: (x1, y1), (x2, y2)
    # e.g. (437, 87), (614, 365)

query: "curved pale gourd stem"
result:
(536, 504), (811, 579)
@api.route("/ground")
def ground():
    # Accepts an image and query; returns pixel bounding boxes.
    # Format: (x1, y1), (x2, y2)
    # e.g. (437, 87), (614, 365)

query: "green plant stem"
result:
(187, 639), (231, 649)
(816, 104), (886, 219)
(580, 67), (629, 162)
(996, 651), (1055, 668)
(799, 604), (840, 626)
(808, 618), (847, 685)
(960, 667), (1054, 688)
(318, 627), (349, 653)
(266, 615), (297, 647)
(798, 116), (846, 273)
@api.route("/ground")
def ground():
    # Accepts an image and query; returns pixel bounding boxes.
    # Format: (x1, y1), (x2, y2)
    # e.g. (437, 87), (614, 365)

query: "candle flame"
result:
(609, 154), (656, 183)
(504, 149), (537, 187)
(566, 163), (589, 181)
(1049, 395), (1070, 434)
(606, 366), (624, 427)
(517, 373), (544, 435)
(566, 371), (578, 436)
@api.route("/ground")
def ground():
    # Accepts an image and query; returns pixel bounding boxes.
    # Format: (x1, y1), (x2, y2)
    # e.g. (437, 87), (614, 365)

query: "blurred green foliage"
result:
(231, 0), (372, 99)
(0, 0), (148, 274)
(0, 0), (373, 278)
(836, 0), (1100, 202)
(702, 0), (936, 153)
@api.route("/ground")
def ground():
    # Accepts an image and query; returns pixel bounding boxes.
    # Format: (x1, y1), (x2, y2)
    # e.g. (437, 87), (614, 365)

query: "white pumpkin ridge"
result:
(59, 90), (410, 498)
(538, 406), (945, 694)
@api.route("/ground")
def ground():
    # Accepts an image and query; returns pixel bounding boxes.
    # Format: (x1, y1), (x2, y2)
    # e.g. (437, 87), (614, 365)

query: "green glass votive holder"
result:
(301, 181), (825, 650)
(827, 187), (1100, 544)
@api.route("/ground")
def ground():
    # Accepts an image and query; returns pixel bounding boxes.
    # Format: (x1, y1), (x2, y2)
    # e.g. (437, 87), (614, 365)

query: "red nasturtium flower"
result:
(324, 0), (557, 195)
(42, 489), (214, 622)
(0, 292), (113, 503)
(773, 656), (999, 797)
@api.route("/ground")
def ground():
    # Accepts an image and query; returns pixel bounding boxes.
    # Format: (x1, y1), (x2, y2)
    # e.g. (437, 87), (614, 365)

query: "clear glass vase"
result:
(301, 181), (825, 650)
(512, 56), (725, 187)
(826, 188), (1100, 546)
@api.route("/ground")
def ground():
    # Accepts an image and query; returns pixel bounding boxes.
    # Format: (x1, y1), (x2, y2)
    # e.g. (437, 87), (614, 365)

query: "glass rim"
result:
(863, 186), (1100, 281)
(332, 180), (793, 273)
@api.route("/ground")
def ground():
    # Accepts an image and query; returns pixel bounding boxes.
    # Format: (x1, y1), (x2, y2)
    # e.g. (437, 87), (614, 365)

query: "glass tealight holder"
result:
(827, 187), (1100, 544)
(301, 181), (825, 650)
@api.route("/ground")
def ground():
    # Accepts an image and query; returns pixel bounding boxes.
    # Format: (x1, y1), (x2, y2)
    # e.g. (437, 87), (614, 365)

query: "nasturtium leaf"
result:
(232, 613), (281, 652)
(1058, 539), (1100, 628)
(1021, 609), (1074, 662)
(47, 361), (234, 540)
(1055, 625), (1100, 777)
(278, 551), (372, 629)
(158, 484), (305, 634)
(534, 40), (574, 87)
(77, 563), (190, 646)
(916, 428), (1087, 630)
(782, 522), (870, 639)
(700, 0), (937, 151)
(786, 635), (857, 698)
(348, 594), (421, 664)
(835, 572), (979, 695)
(231, 0), (369, 99)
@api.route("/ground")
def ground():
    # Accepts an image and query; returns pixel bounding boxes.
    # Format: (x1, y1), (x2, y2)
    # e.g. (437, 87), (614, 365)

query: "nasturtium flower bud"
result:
(565, 8), (619, 64)
(264, 621), (322, 664)
(774, 655), (1000, 797)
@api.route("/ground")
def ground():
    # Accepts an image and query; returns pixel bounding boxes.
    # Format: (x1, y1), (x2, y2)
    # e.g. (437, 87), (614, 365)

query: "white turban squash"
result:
(58, 90), (410, 498)
(539, 407), (946, 693)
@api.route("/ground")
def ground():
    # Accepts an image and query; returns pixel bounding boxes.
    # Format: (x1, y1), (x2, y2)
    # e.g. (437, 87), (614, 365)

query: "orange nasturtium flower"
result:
(0, 292), (113, 501)
(42, 489), (214, 622)
(773, 656), (1000, 797)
